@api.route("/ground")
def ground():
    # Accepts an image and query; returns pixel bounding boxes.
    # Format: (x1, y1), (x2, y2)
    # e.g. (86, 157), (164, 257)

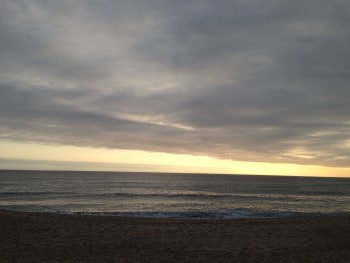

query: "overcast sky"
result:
(1, 0), (350, 168)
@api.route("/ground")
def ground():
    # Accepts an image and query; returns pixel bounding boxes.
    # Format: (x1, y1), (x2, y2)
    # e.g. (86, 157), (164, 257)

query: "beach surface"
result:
(1, 210), (350, 262)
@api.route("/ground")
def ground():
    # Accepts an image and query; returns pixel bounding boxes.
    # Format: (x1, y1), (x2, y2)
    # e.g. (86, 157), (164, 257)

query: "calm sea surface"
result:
(1, 170), (350, 218)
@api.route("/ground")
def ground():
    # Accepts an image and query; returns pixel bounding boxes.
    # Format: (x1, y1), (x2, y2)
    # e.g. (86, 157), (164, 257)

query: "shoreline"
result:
(4, 208), (350, 220)
(1, 210), (350, 262)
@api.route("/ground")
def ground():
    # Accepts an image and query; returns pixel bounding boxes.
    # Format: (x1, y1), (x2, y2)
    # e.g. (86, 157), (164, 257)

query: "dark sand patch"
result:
(1, 210), (349, 262)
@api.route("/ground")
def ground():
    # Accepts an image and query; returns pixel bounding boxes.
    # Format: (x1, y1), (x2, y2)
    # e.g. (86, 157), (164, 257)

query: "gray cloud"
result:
(1, 0), (350, 167)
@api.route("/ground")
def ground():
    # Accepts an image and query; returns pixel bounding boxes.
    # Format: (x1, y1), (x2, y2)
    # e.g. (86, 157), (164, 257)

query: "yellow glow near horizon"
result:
(0, 140), (349, 177)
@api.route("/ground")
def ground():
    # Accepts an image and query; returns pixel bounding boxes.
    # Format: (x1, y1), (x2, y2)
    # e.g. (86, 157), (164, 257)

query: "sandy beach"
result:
(0, 210), (349, 262)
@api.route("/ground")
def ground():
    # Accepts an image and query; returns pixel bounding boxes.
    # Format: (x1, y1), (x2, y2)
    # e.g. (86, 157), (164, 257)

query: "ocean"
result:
(1, 170), (349, 218)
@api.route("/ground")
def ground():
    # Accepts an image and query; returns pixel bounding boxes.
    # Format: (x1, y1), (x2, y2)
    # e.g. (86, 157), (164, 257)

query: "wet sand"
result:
(1, 210), (350, 262)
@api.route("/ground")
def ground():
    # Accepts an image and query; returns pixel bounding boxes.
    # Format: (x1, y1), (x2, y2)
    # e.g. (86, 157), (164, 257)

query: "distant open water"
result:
(1, 170), (350, 218)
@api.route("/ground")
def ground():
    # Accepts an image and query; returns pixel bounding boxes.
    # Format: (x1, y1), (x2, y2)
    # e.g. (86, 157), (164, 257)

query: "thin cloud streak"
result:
(1, 0), (350, 167)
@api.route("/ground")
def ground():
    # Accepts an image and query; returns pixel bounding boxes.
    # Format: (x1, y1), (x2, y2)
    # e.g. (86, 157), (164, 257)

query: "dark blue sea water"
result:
(1, 170), (350, 218)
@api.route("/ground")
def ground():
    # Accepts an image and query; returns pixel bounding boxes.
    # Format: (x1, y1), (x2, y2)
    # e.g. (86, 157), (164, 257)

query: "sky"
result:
(1, 0), (350, 177)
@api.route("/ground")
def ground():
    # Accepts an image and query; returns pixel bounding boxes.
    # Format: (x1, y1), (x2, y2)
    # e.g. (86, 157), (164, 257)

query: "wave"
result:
(69, 210), (350, 219)
(0, 191), (75, 196)
(0, 191), (243, 199)
(109, 192), (230, 198)
(92, 192), (298, 202)
(2, 191), (344, 201)
(0, 204), (64, 213)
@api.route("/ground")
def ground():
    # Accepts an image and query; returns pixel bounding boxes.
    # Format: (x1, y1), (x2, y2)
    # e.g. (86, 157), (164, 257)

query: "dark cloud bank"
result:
(1, 0), (350, 167)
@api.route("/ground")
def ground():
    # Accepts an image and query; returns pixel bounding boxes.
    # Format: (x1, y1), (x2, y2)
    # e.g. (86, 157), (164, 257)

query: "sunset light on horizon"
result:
(1, 140), (349, 177)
